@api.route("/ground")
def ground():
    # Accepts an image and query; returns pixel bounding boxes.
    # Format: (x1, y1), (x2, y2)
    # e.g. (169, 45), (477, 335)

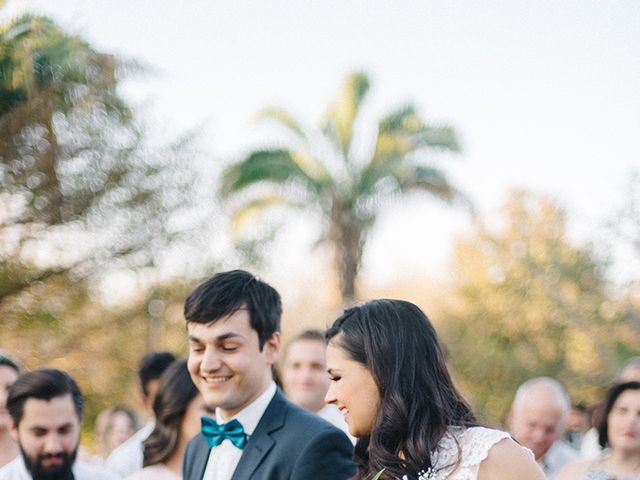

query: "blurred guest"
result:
(556, 381), (640, 480)
(281, 330), (354, 443)
(509, 377), (578, 478)
(619, 358), (640, 383)
(0, 352), (20, 469)
(564, 404), (591, 450)
(126, 360), (209, 480)
(0, 368), (117, 480)
(105, 351), (176, 477)
(580, 357), (640, 460)
(95, 406), (140, 461)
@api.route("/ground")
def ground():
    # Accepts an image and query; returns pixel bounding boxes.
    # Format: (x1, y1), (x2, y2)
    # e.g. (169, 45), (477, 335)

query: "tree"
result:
(0, 12), (206, 432)
(440, 190), (638, 424)
(0, 13), (199, 301)
(220, 72), (466, 302)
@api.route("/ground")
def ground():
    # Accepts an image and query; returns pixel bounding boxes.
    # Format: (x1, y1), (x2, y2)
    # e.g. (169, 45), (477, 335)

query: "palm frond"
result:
(400, 165), (455, 200)
(229, 194), (293, 235)
(371, 105), (460, 167)
(220, 148), (325, 196)
(321, 71), (370, 159)
(254, 106), (307, 142)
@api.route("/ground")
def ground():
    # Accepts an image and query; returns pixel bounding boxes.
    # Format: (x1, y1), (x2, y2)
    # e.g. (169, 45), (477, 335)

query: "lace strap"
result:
(457, 427), (512, 469)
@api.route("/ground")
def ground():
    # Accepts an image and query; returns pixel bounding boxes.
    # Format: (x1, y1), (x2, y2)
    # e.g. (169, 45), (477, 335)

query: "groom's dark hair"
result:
(184, 269), (282, 350)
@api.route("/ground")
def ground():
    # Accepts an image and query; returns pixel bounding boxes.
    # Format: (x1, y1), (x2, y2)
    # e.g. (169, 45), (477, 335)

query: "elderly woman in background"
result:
(0, 351), (19, 469)
(126, 360), (209, 480)
(557, 381), (640, 480)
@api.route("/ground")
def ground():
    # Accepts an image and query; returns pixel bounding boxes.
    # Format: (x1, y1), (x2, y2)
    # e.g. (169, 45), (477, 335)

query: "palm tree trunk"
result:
(333, 218), (364, 305)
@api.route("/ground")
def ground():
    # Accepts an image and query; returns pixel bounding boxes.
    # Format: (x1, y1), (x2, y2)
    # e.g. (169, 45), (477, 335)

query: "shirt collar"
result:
(215, 381), (277, 436)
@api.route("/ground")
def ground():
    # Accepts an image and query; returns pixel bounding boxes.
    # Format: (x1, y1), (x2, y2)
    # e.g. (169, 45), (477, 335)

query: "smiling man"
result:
(0, 369), (117, 480)
(281, 330), (354, 443)
(182, 270), (354, 480)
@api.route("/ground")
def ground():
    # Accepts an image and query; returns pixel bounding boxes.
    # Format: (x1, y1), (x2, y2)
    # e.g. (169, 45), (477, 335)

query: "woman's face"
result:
(105, 412), (135, 452)
(0, 365), (19, 430)
(325, 339), (379, 438)
(181, 393), (210, 442)
(607, 388), (640, 452)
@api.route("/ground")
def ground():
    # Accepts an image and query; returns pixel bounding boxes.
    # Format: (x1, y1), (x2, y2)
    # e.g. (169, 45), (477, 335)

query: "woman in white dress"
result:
(126, 360), (209, 480)
(556, 381), (640, 480)
(324, 299), (545, 480)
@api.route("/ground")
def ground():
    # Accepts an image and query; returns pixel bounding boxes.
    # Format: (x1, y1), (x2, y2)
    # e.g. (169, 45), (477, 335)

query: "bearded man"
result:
(0, 368), (117, 480)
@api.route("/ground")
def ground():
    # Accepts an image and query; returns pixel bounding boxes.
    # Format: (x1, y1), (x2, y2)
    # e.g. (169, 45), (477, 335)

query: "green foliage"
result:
(0, 13), (199, 300)
(440, 190), (639, 424)
(221, 71), (466, 302)
(0, 12), (204, 443)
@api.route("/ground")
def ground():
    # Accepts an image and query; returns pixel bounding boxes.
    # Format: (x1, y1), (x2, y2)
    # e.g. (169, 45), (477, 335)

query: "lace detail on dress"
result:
(426, 427), (512, 480)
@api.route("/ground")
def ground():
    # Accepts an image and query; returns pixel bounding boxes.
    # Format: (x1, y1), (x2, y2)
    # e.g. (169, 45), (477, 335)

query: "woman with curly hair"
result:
(324, 299), (544, 480)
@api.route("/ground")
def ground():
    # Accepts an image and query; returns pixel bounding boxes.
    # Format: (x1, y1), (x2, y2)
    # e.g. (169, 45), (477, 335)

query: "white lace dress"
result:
(402, 426), (523, 480)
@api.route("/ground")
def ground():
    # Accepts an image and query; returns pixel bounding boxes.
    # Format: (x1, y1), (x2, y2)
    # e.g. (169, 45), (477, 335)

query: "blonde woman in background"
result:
(95, 406), (140, 460)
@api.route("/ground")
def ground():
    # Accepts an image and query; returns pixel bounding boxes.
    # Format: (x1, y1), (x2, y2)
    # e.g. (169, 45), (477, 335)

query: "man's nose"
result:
(43, 434), (64, 454)
(201, 348), (223, 372)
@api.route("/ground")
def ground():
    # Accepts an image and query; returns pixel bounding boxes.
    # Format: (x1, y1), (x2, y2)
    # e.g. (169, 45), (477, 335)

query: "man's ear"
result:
(264, 332), (281, 364)
(8, 418), (19, 443)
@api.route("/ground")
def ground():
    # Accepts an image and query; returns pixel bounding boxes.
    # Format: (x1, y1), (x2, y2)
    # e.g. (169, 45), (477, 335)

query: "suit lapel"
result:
(187, 434), (211, 480)
(230, 390), (287, 480)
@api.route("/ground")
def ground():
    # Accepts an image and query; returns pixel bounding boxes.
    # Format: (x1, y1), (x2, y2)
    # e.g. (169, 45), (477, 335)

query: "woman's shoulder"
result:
(445, 426), (512, 466)
(476, 435), (545, 480)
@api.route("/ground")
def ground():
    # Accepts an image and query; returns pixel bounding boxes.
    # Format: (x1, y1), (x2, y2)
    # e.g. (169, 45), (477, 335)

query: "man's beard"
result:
(20, 444), (77, 480)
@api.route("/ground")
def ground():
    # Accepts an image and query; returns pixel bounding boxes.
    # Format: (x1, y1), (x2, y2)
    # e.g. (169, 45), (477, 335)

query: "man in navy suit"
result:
(182, 270), (355, 480)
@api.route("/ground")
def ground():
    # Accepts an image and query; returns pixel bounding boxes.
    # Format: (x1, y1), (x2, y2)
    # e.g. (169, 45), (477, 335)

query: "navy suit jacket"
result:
(183, 389), (355, 480)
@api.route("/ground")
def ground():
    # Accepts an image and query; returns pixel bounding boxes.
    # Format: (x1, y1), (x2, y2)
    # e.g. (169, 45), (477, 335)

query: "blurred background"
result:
(1, 0), (639, 440)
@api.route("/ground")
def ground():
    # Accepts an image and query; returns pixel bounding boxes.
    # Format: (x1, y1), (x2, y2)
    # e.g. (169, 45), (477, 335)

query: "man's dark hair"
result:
(293, 329), (325, 343)
(284, 329), (325, 357)
(139, 351), (177, 397)
(0, 350), (20, 373)
(8, 368), (83, 425)
(184, 269), (282, 350)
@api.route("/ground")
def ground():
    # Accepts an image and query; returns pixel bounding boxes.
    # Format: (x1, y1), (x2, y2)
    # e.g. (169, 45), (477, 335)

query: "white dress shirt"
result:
(203, 382), (277, 480)
(104, 421), (154, 478)
(539, 441), (579, 479)
(0, 456), (118, 480)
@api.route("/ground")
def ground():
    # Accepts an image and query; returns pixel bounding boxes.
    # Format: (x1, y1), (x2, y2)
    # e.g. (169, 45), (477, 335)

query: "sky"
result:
(3, 1), (640, 297)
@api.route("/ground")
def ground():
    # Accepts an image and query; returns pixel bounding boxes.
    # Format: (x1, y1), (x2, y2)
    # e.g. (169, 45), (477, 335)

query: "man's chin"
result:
(21, 447), (77, 480)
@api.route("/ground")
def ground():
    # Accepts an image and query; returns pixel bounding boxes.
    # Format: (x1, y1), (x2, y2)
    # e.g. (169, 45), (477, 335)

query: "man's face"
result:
(187, 308), (280, 419)
(509, 396), (564, 460)
(282, 339), (330, 413)
(10, 394), (80, 480)
(0, 365), (19, 430)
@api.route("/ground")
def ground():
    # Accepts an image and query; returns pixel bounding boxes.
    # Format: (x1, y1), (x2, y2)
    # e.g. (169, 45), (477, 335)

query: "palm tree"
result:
(220, 72), (468, 303)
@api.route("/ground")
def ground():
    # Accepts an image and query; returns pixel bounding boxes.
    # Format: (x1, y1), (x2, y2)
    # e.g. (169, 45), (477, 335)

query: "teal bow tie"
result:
(201, 417), (248, 449)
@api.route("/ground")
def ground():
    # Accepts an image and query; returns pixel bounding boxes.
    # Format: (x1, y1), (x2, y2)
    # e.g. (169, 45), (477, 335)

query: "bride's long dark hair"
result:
(326, 299), (476, 480)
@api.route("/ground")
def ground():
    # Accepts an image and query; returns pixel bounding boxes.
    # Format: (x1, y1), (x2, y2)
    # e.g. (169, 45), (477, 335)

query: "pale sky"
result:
(4, 1), (640, 297)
